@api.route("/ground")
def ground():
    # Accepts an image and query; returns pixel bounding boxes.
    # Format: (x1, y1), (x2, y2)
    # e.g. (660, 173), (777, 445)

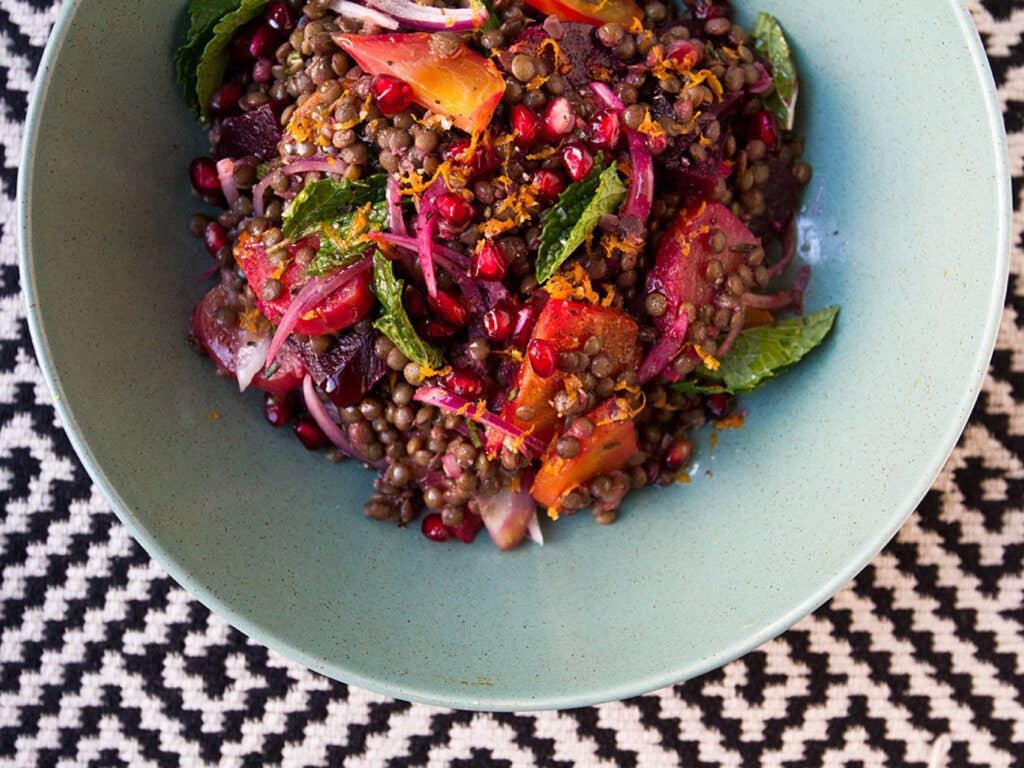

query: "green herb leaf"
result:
(466, 420), (482, 448)
(371, 252), (444, 369)
(306, 199), (390, 276)
(751, 12), (799, 131)
(194, 0), (271, 123)
(536, 161), (626, 284)
(687, 306), (838, 394)
(480, 0), (501, 31)
(669, 380), (730, 396)
(282, 174), (387, 240)
(176, 0), (239, 115)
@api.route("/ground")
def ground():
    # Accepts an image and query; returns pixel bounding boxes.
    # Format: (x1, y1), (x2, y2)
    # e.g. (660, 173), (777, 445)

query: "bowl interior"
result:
(20, 0), (1008, 709)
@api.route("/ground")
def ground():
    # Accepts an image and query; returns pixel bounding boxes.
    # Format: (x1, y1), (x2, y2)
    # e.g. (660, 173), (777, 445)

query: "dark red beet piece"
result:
(288, 326), (388, 408)
(215, 104), (283, 161)
(502, 23), (624, 89)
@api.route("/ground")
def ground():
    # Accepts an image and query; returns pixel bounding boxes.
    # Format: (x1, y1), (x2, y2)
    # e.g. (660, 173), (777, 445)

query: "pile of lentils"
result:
(186, 0), (813, 539)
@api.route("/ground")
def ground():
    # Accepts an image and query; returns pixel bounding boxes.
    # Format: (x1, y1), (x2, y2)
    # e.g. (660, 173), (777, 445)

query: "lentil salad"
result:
(181, 0), (837, 549)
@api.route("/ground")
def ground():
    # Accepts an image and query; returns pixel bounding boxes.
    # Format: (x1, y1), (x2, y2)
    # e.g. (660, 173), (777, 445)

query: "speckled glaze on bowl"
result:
(19, 0), (1009, 709)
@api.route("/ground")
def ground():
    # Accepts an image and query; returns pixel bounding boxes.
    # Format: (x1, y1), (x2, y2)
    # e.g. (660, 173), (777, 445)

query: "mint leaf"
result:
(176, 0), (239, 115)
(751, 12), (799, 131)
(480, 0), (500, 31)
(669, 381), (730, 396)
(282, 174), (387, 239)
(692, 306), (838, 393)
(371, 252), (444, 369)
(536, 162), (626, 284)
(307, 199), (389, 276)
(194, 0), (270, 123)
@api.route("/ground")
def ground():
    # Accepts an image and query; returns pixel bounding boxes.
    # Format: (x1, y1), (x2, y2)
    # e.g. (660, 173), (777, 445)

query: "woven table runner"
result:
(1, 2), (1021, 765)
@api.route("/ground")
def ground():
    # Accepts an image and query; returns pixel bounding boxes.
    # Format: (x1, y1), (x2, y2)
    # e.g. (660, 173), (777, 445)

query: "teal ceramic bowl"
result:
(19, 1), (1009, 709)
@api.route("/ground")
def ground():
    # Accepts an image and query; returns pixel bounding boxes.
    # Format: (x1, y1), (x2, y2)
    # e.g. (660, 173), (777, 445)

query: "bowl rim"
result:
(18, 0), (1012, 711)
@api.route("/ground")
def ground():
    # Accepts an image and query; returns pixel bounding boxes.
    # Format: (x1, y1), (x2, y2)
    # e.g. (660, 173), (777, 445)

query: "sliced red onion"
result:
(266, 257), (372, 367)
(236, 334), (271, 392)
(477, 489), (539, 551)
(328, 0), (399, 28)
(386, 175), (408, 237)
(638, 308), (690, 384)
(715, 313), (744, 357)
(441, 452), (462, 478)
(589, 82), (653, 225)
(303, 375), (387, 470)
(369, 231), (486, 309)
(364, 0), (487, 31)
(525, 509), (544, 545)
(416, 179), (445, 298)
(371, 231), (469, 270)
(252, 156), (348, 216)
(748, 63), (773, 94)
(413, 386), (546, 455)
(766, 222), (797, 279)
(196, 262), (220, 282)
(216, 158), (239, 206)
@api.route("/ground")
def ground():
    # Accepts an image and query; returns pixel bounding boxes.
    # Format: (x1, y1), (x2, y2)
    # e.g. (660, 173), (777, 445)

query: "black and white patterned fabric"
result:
(1, 2), (1021, 766)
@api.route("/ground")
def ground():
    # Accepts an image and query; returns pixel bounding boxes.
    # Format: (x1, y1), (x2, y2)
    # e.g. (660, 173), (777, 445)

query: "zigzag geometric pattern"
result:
(0, 1), (1021, 765)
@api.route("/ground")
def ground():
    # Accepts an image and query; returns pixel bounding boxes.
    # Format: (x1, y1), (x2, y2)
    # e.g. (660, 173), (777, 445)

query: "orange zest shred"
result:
(685, 69), (724, 100)
(208, 412), (221, 420)
(693, 344), (720, 371)
(547, 506), (560, 521)
(239, 308), (266, 333)
(418, 362), (453, 379)
(635, 109), (666, 141)
(676, 472), (691, 484)
(715, 413), (745, 431)
(492, 347), (525, 363)
(526, 145), (558, 161)
(477, 182), (540, 238)
(543, 263), (602, 304)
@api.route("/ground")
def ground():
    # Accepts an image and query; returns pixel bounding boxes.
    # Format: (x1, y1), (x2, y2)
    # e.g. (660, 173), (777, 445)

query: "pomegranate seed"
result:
(585, 110), (622, 152)
(248, 24), (277, 59)
(265, 1), (295, 31)
(423, 319), (458, 341)
(403, 285), (426, 318)
(209, 81), (242, 116)
(561, 141), (594, 182)
(429, 289), (469, 327)
(511, 300), (543, 348)
(541, 97), (575, 141)
(422, 513), (450, 542)
(203, 221), (229, 257)
(372, 75), (414, 115)
(252, 57), (274, 84)
(293, 419), (327, 450)
(707, 392), (733, 418)
(190, 157), (221, 195)
(666, 40), (701, 69)
(646, 131), (669, 155)
(436, 192), (474, 228)
(447, 512), (483, 543)
(443, 368), (483, 399)
(527, 339), (558, 378)
(263, 393), (295, 427)
(751, 110), (779, 149)
(533, 169), (567, 203)
(665, 438), (693, 469)
(511, 104), (541, 148)
(483, 305), (513, 342)
(442, 140), (500, 178)
(472, 242), (507, 281)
